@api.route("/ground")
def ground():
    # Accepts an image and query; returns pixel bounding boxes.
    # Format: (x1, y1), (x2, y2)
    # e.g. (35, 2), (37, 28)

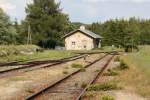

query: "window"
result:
(72, 42), (75, 45)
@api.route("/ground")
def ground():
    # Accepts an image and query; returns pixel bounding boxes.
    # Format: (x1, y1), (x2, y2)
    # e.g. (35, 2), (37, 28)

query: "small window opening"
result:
(72, 42), (75, 45)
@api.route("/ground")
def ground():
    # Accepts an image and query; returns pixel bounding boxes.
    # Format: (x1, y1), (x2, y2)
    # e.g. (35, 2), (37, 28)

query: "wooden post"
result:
(27, 25), (32, 45)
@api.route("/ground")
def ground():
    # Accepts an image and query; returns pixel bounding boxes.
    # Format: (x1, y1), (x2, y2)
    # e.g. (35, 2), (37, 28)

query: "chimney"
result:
(80, 25), (85, 30)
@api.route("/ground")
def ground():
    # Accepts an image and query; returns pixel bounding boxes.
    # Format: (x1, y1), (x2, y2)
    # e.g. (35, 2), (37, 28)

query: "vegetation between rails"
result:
(71, 63), (83, 68)
(62, 70), (69, 74)
(103, 69), (119, 76)
(87, 81), (121, 91)
(100, 95), (115, 100)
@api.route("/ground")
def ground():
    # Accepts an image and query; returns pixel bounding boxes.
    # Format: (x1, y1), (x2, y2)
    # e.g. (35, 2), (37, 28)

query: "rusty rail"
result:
(25, 53), (111, 100)
(0, 54), (84, 67)
(76, 54), (115, 100)
(0, 54), (87, 74)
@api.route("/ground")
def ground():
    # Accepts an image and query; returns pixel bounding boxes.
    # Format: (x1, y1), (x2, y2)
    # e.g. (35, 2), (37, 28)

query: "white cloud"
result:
(0, 1), (16, 12)
(82, 0), (150, 3)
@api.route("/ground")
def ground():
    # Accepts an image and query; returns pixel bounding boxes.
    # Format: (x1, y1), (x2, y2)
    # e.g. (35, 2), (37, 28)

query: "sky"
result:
(0, 0), (150, 24)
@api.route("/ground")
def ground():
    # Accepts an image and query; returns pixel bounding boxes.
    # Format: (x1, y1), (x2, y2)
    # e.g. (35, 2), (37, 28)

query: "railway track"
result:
(0, 54), (88, 78)
(0, 51), (120, 67)
(26, 52), (116, 100)
(76, 54), (114, 100)
(0, 54), (85, 67)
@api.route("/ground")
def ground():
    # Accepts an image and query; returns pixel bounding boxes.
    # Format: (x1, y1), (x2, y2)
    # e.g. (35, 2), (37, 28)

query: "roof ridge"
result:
(64, 29), (102, 39)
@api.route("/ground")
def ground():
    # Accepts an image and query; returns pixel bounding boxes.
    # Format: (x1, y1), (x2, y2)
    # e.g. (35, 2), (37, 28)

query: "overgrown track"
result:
(26, 53), (115, 100)
(76, 54), (115, 100)
(0, 54), (87, 78)
(0, 54), (85, 67)
(77, 50), (122, 55)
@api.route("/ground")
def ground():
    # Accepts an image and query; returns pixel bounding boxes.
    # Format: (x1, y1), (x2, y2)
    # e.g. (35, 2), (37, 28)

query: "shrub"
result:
(83, 92), (95, 98)
(71, 63), (83, 68)
(64, 66), (69, 69)
(80, 68), (86, 72)
(25, 89), (35, 93)
(81, 82), (87, 88)
(100, 95), (115, 100)
(0, 45), (40, 57)
(118, 60), (129, 70)
(62, 71), (68, 74)
(9, 77), (27, 81)
(103, 69), (119, 76)
(114, 56), (120, 62)
(95, 69), (100, 72)
(87, 82), (120, 91)
(75, 82), (79, 87)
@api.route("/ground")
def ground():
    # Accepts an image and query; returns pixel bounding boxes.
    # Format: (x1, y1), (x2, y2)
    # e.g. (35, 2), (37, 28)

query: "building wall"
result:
(65, 32), (95, 50)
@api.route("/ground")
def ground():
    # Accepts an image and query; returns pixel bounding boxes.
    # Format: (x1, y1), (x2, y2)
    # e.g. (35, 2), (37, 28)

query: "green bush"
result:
(0, 45), (40, 57)
(119, 60), (129, 70)
(103, 69), (119, 76)
(83, 92), (94, 98)
(100, 95), (115, 100)
(80, 68), (86, 72)
(71, 63), (83, 68)
(62, 71), (68, 74)
(81, 82), (87, 88)
(87, 82), (120, 91)
(114, 56), (120, 62)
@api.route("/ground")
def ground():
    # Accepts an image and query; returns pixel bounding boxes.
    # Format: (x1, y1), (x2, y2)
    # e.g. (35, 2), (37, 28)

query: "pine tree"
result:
(24, 0), (69, 48)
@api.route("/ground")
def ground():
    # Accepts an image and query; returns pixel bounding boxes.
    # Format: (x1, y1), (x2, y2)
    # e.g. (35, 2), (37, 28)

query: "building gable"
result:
(64, 29), (102, 39)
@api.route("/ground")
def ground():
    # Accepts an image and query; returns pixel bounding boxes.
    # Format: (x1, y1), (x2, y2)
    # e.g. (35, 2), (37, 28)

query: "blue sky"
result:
(0, 0), (150, 24)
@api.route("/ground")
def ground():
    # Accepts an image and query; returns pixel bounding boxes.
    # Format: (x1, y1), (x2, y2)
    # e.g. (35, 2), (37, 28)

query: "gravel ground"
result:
(34, 55), (112, 100)
(0, 54), (102, 100)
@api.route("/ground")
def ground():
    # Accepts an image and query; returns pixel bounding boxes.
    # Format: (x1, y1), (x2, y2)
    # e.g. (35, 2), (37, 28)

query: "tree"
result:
(0, 8), (18, 44)
(88, 18), (150, 48)
(24, 0), (69, 48)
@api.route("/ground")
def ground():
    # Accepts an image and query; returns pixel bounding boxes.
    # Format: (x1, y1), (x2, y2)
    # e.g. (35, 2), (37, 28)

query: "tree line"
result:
(0, 0), (150, 48)
(88, 18), (150, 47)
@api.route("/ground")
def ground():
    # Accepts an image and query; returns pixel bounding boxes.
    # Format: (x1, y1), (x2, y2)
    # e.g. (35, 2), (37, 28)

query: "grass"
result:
(81, 82), (87, 88)
(120, 45), (150, 98)
(9, 76), (27, 81)
(117, 60), (129, 70)
(0, 45), (122, 63)
(100, 95), (115, 100)
(71, 63), (86, 72)
(87, 81), (121, 91)
(103, 69), (119, 76)
(114, 56), (120, 62)
(74, 82), (79, 87)
(25, 89), (35, 93)
(0, 45), (39, 56)
(0, 45), (76, 63)
(62, 70), (69, 74)
(82, 91), (95, 98)
(74, 46), (123, 54)
(71, 63), (83, 68)
(80, 67), (86, 72)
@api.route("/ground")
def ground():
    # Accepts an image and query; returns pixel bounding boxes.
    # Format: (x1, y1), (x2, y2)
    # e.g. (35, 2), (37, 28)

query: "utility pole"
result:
(27, 25), (32, 45)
